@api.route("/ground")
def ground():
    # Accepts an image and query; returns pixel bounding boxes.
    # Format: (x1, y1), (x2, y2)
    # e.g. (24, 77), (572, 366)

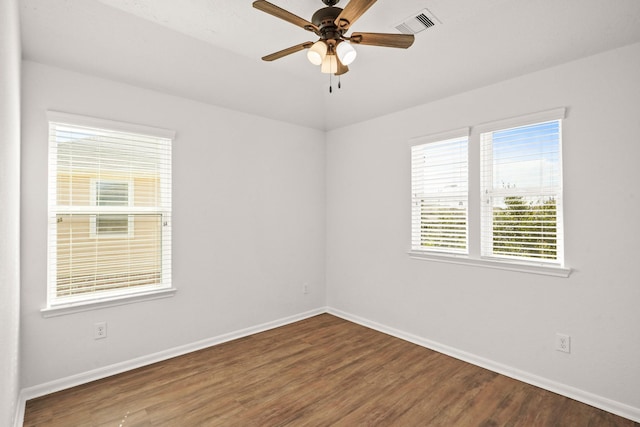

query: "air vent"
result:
(394, 9), (440, 35)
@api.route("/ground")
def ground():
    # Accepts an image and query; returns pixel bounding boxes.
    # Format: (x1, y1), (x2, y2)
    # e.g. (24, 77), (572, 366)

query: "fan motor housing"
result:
(312, 7), (344, 40)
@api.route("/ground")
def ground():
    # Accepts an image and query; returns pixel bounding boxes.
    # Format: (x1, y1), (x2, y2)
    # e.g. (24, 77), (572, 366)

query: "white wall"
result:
(0, 0), (21, 425)
(20, 61), (326, 389)
(326, 42), (640, 414)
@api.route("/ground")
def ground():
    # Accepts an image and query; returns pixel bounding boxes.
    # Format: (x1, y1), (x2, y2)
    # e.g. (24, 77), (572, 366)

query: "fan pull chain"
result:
(328, 75), (343, 94)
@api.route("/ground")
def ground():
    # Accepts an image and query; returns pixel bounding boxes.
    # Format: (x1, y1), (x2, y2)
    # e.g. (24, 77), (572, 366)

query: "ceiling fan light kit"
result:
(320, 54), (338, 74)
(307, 41), (328, 65)
(253, 0), (415, 90)
(336, 41), (357, 65)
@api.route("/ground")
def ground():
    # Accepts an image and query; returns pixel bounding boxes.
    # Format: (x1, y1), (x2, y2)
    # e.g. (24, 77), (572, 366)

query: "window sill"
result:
(408, 251), (571, 277)
(41, 287), (177, 318)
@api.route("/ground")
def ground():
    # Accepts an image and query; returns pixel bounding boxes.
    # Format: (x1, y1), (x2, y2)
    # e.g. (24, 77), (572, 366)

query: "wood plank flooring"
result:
(23, 314), (638, 426)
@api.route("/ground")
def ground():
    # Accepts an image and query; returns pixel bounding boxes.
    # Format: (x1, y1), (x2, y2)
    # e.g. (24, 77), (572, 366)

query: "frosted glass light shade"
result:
(320, 55), (338, 74)
(337, 42), (357, 65)
(307, 41), (327, 65)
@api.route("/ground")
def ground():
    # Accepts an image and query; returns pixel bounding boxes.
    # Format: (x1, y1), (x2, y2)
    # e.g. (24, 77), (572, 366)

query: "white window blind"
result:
(411, 130), (469, 254)
(47, 112), (173, 307)
(480, 116), (564, 264)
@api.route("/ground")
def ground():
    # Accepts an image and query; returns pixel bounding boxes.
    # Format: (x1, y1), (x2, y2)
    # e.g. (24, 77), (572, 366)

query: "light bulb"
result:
(307, 41), (327, 66)
(321, 55), (338, 74)
(337, 42), (357, 66)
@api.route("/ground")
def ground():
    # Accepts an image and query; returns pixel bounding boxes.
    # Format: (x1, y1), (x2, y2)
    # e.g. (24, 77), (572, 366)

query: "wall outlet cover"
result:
(556, 333), (570, 353)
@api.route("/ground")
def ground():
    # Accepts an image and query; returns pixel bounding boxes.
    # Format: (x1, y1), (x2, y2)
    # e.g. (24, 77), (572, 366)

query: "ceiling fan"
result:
(253, 0), (415, 79)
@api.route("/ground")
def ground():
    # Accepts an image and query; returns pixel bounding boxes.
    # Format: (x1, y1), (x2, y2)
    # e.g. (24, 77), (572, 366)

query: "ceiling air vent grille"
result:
(395, 9), (440, 35)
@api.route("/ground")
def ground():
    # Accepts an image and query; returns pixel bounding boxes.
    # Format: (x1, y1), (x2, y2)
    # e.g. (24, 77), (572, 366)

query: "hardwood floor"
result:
(24, 314), (637, 426)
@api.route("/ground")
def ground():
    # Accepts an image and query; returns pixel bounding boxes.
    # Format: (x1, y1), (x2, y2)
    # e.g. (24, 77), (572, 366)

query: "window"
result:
(410, 108), (569, 276)
(411, 129), (469, 254)
(480, 120), (563, 264)
(90, 179), (132, 237)
(47, 112), (174, 311)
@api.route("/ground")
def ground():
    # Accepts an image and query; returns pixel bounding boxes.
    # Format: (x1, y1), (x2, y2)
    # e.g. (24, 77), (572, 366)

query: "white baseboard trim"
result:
(14, 392), (26, 427)
(18, 307), (325, 411)
(327, 307), (640, 424)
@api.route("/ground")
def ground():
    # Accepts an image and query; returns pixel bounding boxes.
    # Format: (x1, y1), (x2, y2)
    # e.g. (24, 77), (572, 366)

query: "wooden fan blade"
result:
(334, 0), (377, 31)
(335, 57), (349, 76)
(262, 42), (314, 61)
(350, 32), (415, 49)
(253, 1), (318, 33)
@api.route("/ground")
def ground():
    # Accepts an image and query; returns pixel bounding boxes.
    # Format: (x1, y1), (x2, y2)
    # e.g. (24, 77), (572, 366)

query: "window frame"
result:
(408, 108), (571, 277)
(44, 111), (176, 317)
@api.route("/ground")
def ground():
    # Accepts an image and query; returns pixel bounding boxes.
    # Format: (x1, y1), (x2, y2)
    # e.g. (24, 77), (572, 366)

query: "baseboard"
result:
(18, 307), (325, 409)
(327, 307), (640, 423)
(14, 391), (26, 427)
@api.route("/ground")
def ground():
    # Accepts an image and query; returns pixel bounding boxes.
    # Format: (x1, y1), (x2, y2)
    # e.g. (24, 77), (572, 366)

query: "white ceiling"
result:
(20, 0), (640, 130)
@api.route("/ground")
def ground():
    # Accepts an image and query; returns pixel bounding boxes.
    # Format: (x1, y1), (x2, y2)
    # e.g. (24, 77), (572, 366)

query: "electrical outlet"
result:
(556, 333), (570, 353)
(94, 322), (107, 340)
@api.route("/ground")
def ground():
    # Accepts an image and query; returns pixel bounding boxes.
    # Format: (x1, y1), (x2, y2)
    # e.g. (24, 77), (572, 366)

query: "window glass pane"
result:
(491, 121), (560, 190)
(55, 213), (163, 298)
(491, 195), (557, 260)
(412, 136), (468, 253)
